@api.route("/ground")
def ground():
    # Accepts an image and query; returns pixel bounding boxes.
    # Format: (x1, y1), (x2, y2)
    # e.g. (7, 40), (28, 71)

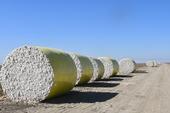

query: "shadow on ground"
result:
(77, 82), (120, 87)
(42, 91), (118, 104)
(113, 75), (133, 78)
(133, 70), (148, 73)
(96, 78), (124, 82)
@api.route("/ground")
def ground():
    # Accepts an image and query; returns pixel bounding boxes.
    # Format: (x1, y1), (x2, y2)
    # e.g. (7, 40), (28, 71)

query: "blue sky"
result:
(0, 0), (170, 63)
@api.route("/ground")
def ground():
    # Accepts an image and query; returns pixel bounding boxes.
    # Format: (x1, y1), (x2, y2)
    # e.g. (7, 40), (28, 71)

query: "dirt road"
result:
(0, 64), (170, 113)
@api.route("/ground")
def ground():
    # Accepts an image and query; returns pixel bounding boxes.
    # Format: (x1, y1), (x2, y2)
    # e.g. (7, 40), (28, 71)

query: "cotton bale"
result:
(0, 46), (77, 103)
(98, 57), (114, 79)
(119, 58), (136, 75)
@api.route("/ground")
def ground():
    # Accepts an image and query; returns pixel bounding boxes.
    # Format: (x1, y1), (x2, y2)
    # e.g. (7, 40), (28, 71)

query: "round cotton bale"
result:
(146, 61), (154, 67)
(110, 59), (119, 76)
(153, 60), (158, 67)
(0, 46), (77, 103)
(94, 59), (105, 80)
(119, 58), (136, 75)
(69, 54), (93, 85)
(88, 57), (99, 82)
(146, 60), (158, 67)
(98, 57), (114, 79)
(76, 55), (93, 85)
(69, 53), (82, 85)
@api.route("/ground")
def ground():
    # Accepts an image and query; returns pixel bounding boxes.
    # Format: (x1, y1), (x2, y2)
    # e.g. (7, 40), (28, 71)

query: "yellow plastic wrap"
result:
(38, 47), (77, 99)
(110, 59), (119, 76)
(94, 58), (104, 79)
(77, 55), (93, 85)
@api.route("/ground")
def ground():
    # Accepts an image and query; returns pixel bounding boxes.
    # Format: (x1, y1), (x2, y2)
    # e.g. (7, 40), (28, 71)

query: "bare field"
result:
(0, 64), (170, 113)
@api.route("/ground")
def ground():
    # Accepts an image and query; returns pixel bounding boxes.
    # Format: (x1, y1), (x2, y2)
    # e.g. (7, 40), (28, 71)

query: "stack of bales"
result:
(69, 55), (106, 84)
(146, 60), (158, 67)
(0, 45), (120, 103)
(118, 58), (136, 75)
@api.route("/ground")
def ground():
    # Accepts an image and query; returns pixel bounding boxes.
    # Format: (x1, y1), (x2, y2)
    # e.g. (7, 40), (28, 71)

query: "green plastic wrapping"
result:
(110, 59), (119, 76)
(77, 55), (93, 85)
(94, 58), (105, 79)
(38, 47), (77, 99)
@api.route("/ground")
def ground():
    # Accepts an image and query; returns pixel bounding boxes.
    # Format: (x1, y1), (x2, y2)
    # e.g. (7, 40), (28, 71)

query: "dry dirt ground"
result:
(0, 64), (170, 113)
